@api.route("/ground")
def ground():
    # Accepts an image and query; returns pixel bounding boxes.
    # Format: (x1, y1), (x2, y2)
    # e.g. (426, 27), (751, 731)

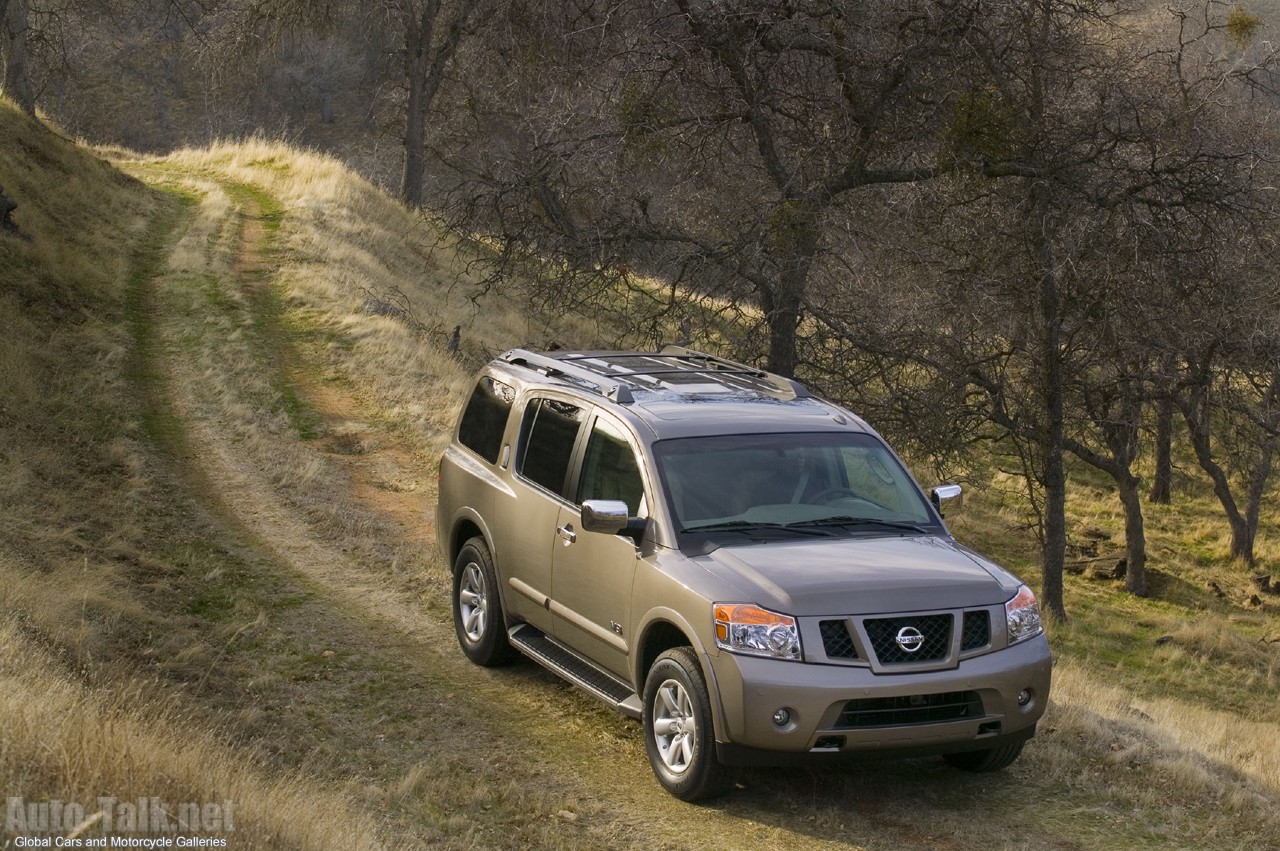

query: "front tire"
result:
(452, 537), (514, 666)
(642, 647), (732, 801)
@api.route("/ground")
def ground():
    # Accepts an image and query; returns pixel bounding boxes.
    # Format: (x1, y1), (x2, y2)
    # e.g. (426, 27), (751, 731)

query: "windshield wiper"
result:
(681, 520), (832, 537)
(786, 516), (927, 534)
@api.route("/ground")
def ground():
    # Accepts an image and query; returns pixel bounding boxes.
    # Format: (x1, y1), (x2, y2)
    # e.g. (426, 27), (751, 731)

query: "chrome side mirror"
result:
(581, 499), (632, 535)
(930, 484), (963, 513)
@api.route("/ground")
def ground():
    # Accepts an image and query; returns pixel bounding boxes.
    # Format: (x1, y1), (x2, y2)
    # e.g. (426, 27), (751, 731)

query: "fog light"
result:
(1017, 689), (1032, 707)
(772, 708), (791, 727)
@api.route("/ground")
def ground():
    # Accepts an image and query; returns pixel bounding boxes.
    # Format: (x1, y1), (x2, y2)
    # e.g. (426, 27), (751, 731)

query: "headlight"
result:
(1006, 585), (1044, 644)
(714, 603), (801, 661)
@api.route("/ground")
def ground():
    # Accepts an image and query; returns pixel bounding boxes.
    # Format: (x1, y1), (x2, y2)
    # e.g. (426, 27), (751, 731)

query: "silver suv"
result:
(437, 348), (1051, 800)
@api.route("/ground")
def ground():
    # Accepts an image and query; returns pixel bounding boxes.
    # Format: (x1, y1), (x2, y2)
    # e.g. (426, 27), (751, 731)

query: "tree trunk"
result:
(1036, 330), (1069, 620)
(762, 287), (801, 379)
(3, 0), (35, 116)
(1040, 436), (1069, 621)
(762, 216), (818, 378)
(1178, 386), (1256, 564)
(397, 0), (473, 210)
(400, 23), (429, 209)
(1241, 372), (1279, 562)
(1024, 5), (1067, 622)
(1032, 174), (1068, 622)
(1150, 394), (1174, 504)
(1116, 471), (1148, 596)
(1064, 422), (1149, 599)
(1039, 323), (1069, 620)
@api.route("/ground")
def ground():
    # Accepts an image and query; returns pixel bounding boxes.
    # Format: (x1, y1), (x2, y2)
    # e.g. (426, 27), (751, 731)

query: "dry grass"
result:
(93, 136), (653, 850)
(0, 618), (386, 849)
(1047, 661), (1280, 800)
(141, 137), (629, 472)
(1011, 661), (1280, 850)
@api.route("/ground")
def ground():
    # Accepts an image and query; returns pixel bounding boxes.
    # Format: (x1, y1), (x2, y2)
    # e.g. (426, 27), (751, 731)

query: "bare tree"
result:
(428, 0), (1279, 619)
(2, 0), (35, 114)
(1174, 292), (1280, 565)
(800, 0), (1278, 614)
(394, 0), (477, 208)
(436, 0), (974, 375)
(209, 0), (482, 206)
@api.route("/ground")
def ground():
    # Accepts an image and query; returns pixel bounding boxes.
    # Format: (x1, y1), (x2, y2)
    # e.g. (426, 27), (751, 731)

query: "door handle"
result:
(556, 524), (577, 545)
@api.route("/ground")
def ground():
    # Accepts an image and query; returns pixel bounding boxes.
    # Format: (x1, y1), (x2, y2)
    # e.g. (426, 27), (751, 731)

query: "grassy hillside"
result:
(0, 101), (395, 849)
(2, 96), (1279, 850)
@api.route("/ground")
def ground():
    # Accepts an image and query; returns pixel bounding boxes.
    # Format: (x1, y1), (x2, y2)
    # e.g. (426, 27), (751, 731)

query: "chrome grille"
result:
(864, 614), (952, 664)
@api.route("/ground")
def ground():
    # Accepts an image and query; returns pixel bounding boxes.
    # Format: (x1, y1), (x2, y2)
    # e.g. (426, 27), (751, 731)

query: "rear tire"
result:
(642, 647), (733, 801)
(943, 740), (1024, 772)
(452, 537), (515, 666)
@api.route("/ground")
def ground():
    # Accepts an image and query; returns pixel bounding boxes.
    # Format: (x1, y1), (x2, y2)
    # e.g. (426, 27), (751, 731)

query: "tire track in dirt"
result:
(157, 181), (437, 643)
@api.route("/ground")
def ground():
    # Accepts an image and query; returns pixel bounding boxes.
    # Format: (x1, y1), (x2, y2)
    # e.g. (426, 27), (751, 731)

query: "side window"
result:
(577, 418), (646, 516)
(458, 376), (515, 464)
(519, 398), (585, 495)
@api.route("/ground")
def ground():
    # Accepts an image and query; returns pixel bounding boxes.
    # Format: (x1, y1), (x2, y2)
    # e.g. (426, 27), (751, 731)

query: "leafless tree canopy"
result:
(10, 0), (1280, 618)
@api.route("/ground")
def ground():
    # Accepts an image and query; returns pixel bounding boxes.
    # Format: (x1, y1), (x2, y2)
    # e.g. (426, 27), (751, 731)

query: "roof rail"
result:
(501, 346), (812, 404)
(502, 349), (635, 403)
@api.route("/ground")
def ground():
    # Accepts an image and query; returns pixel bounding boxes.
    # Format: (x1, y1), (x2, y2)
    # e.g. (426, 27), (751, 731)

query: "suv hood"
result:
(700, 535), (1015, 616)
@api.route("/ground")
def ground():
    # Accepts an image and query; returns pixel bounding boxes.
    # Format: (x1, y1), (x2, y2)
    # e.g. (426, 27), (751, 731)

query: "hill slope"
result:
(2, 98), (1279, 850)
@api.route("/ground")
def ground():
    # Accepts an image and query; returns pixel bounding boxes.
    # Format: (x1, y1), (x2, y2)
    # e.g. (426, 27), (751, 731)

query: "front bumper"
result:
(707, 633), (1051, 764)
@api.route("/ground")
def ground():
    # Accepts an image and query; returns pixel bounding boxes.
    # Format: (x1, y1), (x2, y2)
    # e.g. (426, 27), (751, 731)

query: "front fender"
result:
(632, 605), (729, 744)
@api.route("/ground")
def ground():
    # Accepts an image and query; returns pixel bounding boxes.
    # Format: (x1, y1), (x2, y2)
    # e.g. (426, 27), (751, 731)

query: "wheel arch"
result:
(446, 510), (492, 574)
(638, 620), (692, 682)
(633, 610), (727, 743)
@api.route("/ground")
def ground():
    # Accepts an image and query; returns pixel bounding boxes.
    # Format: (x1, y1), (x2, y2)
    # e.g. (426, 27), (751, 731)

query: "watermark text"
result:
(6, 797), (233, 847)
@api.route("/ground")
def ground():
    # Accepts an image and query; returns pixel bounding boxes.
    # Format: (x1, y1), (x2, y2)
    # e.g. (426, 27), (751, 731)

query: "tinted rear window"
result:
(458, 377), (515, 464)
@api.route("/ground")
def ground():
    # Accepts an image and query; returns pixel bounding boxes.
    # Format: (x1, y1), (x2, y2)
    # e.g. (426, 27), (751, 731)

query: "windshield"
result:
(653, 432), (937, 533)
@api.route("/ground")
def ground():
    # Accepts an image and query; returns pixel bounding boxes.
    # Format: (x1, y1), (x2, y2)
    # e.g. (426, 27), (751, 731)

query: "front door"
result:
(550, 414), (647, 679)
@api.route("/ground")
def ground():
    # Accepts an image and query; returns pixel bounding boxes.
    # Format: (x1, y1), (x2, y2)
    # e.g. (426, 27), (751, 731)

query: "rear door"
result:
(495, 394), (587, 633)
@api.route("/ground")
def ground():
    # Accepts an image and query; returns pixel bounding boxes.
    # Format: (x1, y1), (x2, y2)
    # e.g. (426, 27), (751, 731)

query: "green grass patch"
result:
(125, 190), (198, 451)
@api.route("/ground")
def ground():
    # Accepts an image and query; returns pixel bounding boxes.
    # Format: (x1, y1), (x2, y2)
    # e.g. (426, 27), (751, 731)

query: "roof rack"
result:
(654, 346), (811, 399)
(501, 347), (811, 404)
(502, 349), (636, 403)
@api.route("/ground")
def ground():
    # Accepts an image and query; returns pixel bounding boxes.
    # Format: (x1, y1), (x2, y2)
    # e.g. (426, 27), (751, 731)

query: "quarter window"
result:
(519, 398), (585, 495)
(458, 376), (515, 464)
